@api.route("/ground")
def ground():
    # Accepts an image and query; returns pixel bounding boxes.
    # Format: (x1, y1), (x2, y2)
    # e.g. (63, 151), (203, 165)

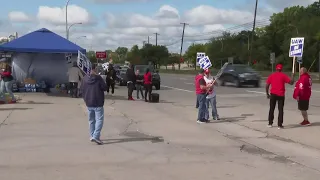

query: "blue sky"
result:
(0, 0), (315, 52)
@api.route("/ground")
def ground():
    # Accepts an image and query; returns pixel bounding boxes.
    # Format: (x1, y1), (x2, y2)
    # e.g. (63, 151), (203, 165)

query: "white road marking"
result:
(161, 85), (193, 92)
(246, 90), (266, 94)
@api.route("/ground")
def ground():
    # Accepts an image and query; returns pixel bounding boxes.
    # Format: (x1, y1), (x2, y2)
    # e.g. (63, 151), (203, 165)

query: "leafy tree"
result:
(115, 47), (128, 63)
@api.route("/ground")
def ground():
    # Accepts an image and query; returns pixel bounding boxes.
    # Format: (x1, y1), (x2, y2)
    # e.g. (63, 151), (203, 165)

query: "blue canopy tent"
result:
(0, 28), (86, 86)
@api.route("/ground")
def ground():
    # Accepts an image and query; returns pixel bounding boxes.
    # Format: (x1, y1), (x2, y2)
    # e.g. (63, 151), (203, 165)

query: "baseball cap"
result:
(204, 69), (210, 74)
(276, 64), (283, 70)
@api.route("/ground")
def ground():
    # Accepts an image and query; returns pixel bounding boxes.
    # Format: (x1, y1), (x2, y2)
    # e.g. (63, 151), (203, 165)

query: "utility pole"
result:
(179, 22), (188, 70)
(249, 0), (258, 65)
(143, 41), (146, 47)
(148, 36), (150, 44)
(154, 33), (159, 46)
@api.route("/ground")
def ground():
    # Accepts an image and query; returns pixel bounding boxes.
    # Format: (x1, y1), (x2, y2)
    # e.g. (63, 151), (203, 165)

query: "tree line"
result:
(87, 0), (320, 71)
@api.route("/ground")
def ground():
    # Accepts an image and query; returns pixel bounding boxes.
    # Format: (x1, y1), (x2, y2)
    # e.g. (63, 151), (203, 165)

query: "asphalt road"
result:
(160, 73), (320, 115)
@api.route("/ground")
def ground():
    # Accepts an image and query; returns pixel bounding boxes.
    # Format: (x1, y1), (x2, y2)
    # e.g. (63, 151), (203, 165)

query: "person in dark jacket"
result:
(106, 64), (116, 95)
(135, 69), (144, 99)
(80, 64), (107, 145)
(126, 64), (136, 100)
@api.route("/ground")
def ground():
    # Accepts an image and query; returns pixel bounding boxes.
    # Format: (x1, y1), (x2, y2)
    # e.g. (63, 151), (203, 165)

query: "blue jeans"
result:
(197, 93), (207, 121)
(87, 107), (104, 140)
(205, 96), (219, 120)
(0, 80), (15, 100)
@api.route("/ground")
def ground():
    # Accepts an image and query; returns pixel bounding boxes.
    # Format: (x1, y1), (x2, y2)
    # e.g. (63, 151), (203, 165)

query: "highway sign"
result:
(289, 37), (304, 57)
(96, 51), (107, 59)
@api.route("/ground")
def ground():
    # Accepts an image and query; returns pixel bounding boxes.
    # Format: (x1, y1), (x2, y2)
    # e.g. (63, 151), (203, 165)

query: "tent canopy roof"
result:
(0, 28), (86, 53)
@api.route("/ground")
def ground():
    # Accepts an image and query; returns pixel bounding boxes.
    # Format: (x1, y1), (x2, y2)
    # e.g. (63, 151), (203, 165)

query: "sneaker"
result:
(90, 137), (94, 142)
(197, 120), (205, 124)
(278, 126), (284, 129)
(92, 138), (103, 145)
(300, 120), (311, 126)
(267, 124), (273, 128)
(213, 117), (219, 121)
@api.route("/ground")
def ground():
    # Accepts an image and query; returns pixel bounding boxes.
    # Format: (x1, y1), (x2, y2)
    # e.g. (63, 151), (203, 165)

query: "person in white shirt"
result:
(204, 69), (220, 120)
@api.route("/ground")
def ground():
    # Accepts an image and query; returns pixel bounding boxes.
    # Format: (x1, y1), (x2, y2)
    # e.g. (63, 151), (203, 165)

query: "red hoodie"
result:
(144, 72), (152, 84)
(293, 73), (312, 100)
(195, 74), (205, 94)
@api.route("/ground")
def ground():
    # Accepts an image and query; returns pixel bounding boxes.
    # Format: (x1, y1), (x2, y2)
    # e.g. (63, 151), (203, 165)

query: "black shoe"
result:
(278, 126), (284, 129)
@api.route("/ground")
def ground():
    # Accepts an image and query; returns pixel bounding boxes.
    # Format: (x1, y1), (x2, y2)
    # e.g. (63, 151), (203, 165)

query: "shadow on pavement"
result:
(0, 108), (32, 111)
(46, 93), (70, 97)
(285, 122), (320, 129)
(217, 105), (239, 108)
(105, 95), (128, 101)
(208, 116), (246, 123)
(18, 101), (53, 104)
(101, 137), (164, 145)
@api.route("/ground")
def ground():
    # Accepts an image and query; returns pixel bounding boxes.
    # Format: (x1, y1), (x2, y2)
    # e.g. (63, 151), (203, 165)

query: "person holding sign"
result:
(266, 64), (294, 129)
(203, 69), (219, 121)
(195, 69), (213, 123)
(293, 67), (312, 126)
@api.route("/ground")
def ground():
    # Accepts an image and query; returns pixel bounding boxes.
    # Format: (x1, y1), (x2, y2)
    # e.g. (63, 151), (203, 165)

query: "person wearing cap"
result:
(195, 69), (212, 123)
(266, 63), (294, 129)
(293, 67), (312, 126)
(203, 69), (219, 120)
(195, 70), (204, 108)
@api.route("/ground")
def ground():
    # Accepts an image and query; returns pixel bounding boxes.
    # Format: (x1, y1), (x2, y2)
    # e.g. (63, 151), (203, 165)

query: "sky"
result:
(0, 0), (316, 53)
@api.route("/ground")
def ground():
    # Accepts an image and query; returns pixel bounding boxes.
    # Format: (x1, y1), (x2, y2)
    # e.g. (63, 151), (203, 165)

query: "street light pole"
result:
(66, 0), (71, 39)
(67, 22), (82, 38)
(75, 35), (86, 44)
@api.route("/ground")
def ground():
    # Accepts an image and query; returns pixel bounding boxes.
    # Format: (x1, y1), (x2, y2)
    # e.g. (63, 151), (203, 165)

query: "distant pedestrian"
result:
(126, 64), (136, 100)
(266, 64), (294, 129)
(81, 64), (107, 145)
(195, 69), (212, 123)
(135, 69), (144, 100)
(0, 65), (16, 103)
(293, 67), (312, 126)
(106, 64), (116, 96)
(144, 68), (152, 102)
(67, 61), (83, 98)
(195, 71), (203, 108)
(204, 69), (219, 121)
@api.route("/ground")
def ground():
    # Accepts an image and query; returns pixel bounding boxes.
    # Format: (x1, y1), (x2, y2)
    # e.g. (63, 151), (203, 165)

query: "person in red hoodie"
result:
(0, 65), (16, 103)
(293, 67), (312, 126)
(266, 64), (294, 129)
(195, 69), (212, 123)
(143, 68), (152, 102)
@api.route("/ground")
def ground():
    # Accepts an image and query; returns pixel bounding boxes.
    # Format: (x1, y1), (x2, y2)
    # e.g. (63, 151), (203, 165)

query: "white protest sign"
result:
(77, 50), (92, 75)
(196, 52), (205, 66)
(102, 62), (109, 70)
(289, 37), (304, 57)
(198, 56), (212, 69)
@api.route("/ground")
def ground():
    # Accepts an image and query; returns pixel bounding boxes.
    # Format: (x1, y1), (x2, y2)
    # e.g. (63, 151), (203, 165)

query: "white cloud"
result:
(37, 5), (95, 25)
(8, 11), (32, 23)
(1, 1), (313, 53)
(184, 5), (257, 26)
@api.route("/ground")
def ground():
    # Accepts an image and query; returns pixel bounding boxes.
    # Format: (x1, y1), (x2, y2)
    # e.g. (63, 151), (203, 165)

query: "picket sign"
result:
(198, 56), (212, 69)
(77, 50), (92, 75)
(196, 52), (205, 66)
(289, 37), (304, 74)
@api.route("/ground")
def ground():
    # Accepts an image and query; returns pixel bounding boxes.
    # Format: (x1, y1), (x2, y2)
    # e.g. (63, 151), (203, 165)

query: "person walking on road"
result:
(143, 68), (152, 102)
(67, 61), (83, 98)
(81, 64), (107, 145)
(106, 64), (116, 96)
(204, 69), (219, 121)
(293, 67), (312, 126)
(126, 64), (136, 100)
(135, 69), (144, 100)
(195, 69), (212, 123)
(266, 64), (294, 129)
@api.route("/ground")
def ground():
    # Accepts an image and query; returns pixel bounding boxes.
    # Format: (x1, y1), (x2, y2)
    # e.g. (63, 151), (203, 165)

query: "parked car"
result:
(219, 64), (261, 87)
(134, 65), (161, 90)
